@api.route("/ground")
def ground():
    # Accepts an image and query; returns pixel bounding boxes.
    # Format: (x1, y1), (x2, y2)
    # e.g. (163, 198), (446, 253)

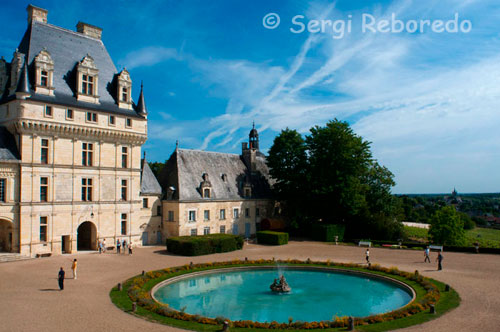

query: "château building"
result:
(0, 5), (161, 256)
(159, 126), (274, 238)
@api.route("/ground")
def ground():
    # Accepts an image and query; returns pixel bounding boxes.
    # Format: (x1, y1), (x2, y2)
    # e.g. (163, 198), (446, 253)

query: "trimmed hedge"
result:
(256, 231), (289, 245)
(311, 224), (345, 242)
(166, 234), (244, 256)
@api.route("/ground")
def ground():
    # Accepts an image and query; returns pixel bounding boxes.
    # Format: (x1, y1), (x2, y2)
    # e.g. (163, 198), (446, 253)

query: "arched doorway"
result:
(77, 221), (97, 251)
(0, 219), (13, 252)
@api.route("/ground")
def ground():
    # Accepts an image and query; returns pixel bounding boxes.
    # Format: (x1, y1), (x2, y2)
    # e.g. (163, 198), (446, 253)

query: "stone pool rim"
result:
(150, 265), (416, 320)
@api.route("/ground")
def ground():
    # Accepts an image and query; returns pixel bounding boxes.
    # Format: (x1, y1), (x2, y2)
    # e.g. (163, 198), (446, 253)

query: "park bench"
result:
(382, 244), (399, 248)
(36, 252), (52, 258)
(358, 241), (371, 247)
(429, 245), (443, 252)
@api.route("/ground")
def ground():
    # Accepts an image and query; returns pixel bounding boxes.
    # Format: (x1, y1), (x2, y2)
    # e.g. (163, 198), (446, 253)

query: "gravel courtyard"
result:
(1, 241), (499, 332)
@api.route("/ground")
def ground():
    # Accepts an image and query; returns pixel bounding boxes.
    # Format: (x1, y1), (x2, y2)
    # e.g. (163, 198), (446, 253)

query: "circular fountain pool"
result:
(152, 267), (414, 323)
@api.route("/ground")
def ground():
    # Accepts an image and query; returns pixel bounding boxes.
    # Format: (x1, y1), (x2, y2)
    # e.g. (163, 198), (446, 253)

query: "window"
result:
(168, 210), (174, 222)
(109, 115), (115, 125)
(244, 188), (251, 197)
(256, 208), (260, 217)
(40, 177), (48, 202)
(121, 214), (127, 235)
(190, 228), (197, 236)
(66, 109), (73, 120)
(220, 209), (226, 220)
(126, 118), (132, 127)
(121, 179), (127, 201)
(0, 179), (6, 202)
(82, 143), (93, 166)
(40, 70), (48, 87)
(204, 210), (210, 221)
(157, 206), (162, 216)
(86, 112), (97, 122)
(81, 178), (92, 201)
(233, 208), (239, 219)
(203, 188), (210, 198)
(220, 225), (226, 234)
(188, 210), (196, 222)
(122, 87), (128, 102)
(40, 216), (47, 242)
(143, 198), (148, 208)
(245, 208), (250, 218)
(121, 147), (128, 168)
(81, 74), (94, 95)
(203, 227), (210, 235)
(41, 139), (49, 164)
(44, 105), (52, 117)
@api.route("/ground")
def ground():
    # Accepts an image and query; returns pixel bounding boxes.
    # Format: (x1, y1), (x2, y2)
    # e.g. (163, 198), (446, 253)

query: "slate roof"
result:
(0, 127), (20, 161)
(160, 148), (272, 201)
(140, 159), (162, 195)
(2, 20), (143, 117)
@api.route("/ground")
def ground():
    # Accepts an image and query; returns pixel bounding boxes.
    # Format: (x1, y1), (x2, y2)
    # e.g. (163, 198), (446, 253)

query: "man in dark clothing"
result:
(117, 239), (121, 254)
(58, 267), (65, 290)
(436, 252), (443, 271)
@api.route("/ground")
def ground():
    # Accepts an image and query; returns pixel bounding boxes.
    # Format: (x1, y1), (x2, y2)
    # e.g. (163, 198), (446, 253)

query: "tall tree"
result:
(428, 206), (466, 245)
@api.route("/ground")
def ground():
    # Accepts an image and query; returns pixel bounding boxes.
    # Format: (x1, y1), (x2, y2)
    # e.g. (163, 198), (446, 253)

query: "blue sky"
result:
(1, 0), (500, 194)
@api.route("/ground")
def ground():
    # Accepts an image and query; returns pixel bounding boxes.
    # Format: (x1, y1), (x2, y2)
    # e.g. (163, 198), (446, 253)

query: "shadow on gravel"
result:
(39, 288), (60, 291)
(153, 250), (178, 256)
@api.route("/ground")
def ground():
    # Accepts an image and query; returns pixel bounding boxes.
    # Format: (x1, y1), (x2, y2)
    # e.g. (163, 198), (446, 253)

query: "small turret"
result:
(135, 81), (147, 116)
(15, 60), (31, 99)
(249, 121), (259, 150)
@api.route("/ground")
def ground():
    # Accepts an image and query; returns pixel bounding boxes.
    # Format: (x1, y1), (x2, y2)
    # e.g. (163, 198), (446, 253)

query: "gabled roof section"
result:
(160, 148), (272, 201)
(0, 127), (20, 161)
(141, 160), (162, 195)
(13, 20), (141, 117)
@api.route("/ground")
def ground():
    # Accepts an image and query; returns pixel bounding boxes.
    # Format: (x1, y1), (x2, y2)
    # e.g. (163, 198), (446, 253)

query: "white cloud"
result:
(120, 46), (179, 69)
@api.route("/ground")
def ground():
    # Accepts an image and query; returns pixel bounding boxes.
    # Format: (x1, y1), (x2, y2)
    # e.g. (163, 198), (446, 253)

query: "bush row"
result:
(256, 231), (289, 245)
(124, 259), (445, 329)
(166, 234), (244, 256)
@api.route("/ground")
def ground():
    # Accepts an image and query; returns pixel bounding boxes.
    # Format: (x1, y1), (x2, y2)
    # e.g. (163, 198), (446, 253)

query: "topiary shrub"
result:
(166, 234), (244, 256)
(256, 231), (289, 245)
(311, 224), (345, 242)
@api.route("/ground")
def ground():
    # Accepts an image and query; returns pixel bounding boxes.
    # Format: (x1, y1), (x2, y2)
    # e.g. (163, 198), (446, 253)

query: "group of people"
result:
(365, 246), (444, 271)
(57, 258), (77, 290)
(98, 239), (133, 255)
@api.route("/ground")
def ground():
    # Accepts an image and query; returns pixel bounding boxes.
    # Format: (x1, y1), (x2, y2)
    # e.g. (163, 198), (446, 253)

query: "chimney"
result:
(76, 22), (102, 40)
(27, 5), (48, 24)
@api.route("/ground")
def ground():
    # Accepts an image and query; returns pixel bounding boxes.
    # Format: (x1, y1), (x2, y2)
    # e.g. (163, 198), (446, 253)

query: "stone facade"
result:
(0, 5), (161, 256)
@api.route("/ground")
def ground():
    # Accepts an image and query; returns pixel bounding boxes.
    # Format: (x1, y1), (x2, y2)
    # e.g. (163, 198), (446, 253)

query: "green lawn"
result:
(404, 226), (500, 248)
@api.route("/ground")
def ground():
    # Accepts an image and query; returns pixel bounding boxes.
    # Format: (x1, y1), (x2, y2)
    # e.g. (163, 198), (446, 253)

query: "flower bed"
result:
(112, 259), (457, 331)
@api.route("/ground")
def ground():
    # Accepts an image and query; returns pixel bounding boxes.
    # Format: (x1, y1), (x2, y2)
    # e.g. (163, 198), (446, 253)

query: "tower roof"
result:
(249, 122), (258, 138)
(135, 81), (147, 115)
(16, 60), (30, 95)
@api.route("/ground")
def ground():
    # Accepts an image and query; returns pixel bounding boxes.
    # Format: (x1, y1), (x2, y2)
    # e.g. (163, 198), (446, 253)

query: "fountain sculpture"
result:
(270, 275), (291, 293)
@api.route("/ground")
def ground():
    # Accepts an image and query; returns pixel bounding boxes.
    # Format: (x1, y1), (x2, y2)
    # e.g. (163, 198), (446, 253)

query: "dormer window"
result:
(200, 173), (212, 198)
(40, 70), (48, 86)
(117, 68), (132, 110)
(76, 54), (99, 104)
(81, 74), (94, 95)
(34, 49), (54, 96)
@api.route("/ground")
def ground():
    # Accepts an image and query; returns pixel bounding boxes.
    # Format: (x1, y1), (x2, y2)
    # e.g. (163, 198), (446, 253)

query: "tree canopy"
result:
(428, 206), (466, 245)
(267, 119), (403, 240)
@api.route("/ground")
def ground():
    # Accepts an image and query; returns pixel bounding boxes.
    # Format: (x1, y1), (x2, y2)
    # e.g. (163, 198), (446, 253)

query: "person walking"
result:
(365, 248), (370, 264)
(436, 252), (443, 271)
(71, 259), (78, 280)
(128, 242), (133, 255)
(122, 239), (127, 254)
(98, 240), (102, 254)
(102, 239), (106, 253)
(116, 239), (121, 254)
(58, 267), (65, 290)
(424, 247), (431, 263)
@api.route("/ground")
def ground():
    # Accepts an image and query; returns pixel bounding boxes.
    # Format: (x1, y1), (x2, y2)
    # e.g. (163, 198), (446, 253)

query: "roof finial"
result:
(176, 140), (179, 150)
(252, 121), (255, 129)
(143, 150), (146, 159)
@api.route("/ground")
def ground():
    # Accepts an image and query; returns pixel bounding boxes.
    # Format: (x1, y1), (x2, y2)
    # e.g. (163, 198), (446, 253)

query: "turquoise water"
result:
(154, 269), (412, 323)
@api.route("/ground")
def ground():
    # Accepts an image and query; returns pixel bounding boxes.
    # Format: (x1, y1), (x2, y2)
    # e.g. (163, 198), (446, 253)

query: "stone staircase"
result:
(0, 253), (32, 263)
